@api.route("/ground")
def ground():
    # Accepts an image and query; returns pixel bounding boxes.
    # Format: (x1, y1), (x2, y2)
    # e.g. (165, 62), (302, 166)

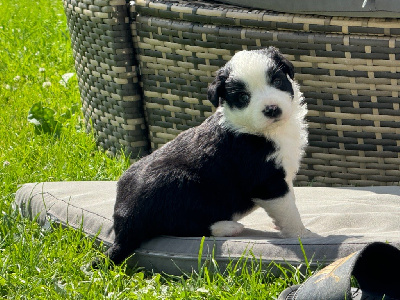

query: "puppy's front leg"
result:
(254, 187), (314, 238)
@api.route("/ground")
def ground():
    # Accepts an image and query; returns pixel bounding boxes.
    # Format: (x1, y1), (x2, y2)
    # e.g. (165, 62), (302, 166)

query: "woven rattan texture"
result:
(63, 0), (149, 158)
(132, 0), (400, 186)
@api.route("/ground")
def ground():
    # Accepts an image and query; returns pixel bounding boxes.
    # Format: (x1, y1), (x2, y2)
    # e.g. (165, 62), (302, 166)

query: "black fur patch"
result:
(256, 47), (294, 80)
(269, 69), (294, 97)
(224, 79), (251, 109)
(207, 66), (231, 107)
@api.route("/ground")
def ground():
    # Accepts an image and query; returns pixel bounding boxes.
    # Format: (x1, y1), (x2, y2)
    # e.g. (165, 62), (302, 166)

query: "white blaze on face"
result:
(228, 51), (273, 92)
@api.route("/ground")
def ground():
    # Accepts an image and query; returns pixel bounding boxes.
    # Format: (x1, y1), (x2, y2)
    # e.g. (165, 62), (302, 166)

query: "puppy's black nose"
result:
(263, 105), (282, 118)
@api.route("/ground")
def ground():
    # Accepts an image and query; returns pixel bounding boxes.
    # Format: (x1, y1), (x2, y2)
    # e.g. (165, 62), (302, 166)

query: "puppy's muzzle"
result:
(263, 105), (282, 118)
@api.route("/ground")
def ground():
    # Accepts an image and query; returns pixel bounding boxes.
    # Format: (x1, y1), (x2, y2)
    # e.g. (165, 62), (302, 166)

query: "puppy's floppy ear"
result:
(270, 47), (295, 80)
(207, 66), (230, 107)
(278, 54), (295, 80)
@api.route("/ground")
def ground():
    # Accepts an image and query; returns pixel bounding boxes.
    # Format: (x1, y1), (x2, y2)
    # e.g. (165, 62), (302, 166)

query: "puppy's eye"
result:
(272, 78), (282, 87)
(239, 93), (250, 103)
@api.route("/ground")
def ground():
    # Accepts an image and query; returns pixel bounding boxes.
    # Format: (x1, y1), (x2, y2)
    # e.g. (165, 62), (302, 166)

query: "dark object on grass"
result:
(279, 242), (400, 300)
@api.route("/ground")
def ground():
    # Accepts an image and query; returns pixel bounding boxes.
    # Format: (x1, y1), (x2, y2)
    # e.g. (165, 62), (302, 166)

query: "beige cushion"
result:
(216, 0), (400, 17)
(15, 182), (400, 275)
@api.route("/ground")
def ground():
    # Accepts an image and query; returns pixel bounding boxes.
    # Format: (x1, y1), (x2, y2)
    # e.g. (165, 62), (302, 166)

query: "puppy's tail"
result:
(92, 240), (141, 269)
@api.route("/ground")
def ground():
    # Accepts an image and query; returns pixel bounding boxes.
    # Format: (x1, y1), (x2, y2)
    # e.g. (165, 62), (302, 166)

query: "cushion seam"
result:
(47, 212), (113, 244)
(36, 191), (113, 222)
(32, 191), (114, 242)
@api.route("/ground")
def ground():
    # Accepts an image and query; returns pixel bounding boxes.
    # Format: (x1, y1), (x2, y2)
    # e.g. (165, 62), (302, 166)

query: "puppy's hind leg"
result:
(105, 239), (139, 265)
(92, 213), (144, 268)
(91, 234), (141, 269)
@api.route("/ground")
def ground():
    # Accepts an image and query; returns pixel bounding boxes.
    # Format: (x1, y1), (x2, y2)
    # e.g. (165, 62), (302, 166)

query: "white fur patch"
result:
(254, 188), (315, 238)
(229, 51), (275, 92)
(264, 82), (308, 182)
(210, 221), (244, 237)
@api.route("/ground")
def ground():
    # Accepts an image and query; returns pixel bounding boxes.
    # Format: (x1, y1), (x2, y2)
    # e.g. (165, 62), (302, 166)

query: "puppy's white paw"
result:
(300, 229), (320, 238)
(280, 228), (320, 239)
(210, 221), (244, 237)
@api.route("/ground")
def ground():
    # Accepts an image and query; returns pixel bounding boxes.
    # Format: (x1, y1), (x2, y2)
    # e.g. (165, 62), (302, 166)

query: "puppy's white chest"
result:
(276, 141), (301, 182)
(266, 120), (307, 183)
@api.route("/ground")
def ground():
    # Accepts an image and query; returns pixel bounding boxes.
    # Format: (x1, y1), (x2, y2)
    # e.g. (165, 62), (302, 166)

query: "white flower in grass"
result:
(39, 68), (46, 72)
(14, 75), (21, 82)
(5, 84), (11, 90)
(59, 73), (75, 87)
(3, 161), (10, 167)
(42, 81), (52, 88)
(196, 287), (209, 294)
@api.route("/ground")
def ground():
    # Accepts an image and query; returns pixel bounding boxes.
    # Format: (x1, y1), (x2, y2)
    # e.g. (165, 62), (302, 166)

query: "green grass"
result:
(0, 0), (312, 298)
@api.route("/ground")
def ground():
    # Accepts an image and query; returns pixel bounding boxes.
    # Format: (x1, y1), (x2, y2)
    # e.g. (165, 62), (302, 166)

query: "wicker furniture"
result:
(64, 0), (149, 157)
(63, 0), (400, 187)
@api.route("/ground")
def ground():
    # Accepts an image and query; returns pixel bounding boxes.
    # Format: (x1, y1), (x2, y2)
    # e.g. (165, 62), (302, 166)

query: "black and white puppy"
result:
(105, 47), (314, 265)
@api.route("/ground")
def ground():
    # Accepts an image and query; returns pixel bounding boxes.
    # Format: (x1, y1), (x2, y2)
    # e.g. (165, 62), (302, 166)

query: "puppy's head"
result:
(208, 47), (302, 134)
